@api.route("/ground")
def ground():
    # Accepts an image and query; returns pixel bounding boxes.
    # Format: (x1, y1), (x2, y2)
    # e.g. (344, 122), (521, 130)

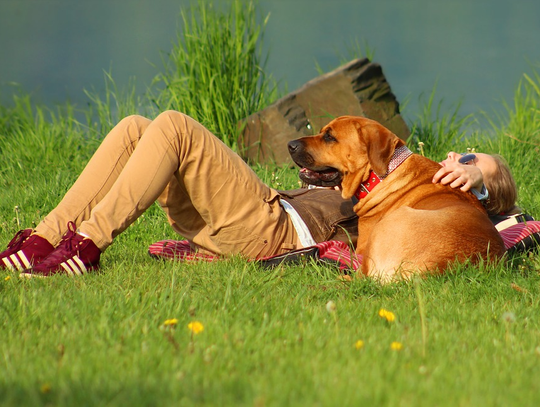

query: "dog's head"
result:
(288, 116), (404, 199)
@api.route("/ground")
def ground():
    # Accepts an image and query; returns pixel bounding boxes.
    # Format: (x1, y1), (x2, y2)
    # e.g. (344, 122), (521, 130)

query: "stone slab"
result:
(239, 58), (410, 165)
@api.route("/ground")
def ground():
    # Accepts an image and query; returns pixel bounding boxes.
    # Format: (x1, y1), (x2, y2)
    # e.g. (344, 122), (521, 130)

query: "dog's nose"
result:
(288, 140), (301, 155)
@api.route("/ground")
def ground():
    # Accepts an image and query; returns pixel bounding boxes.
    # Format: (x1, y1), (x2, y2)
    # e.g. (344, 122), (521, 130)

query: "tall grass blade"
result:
(150, 0), (276, 151)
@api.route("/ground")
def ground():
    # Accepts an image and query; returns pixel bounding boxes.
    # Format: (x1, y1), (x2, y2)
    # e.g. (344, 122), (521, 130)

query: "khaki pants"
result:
(35, 111), (299, 258)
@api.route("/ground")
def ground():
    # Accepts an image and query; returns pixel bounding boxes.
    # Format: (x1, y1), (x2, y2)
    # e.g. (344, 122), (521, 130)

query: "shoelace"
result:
(60, 221), (80, 253)
(6, 229), (32, 250)
(39, 222), (81, 266)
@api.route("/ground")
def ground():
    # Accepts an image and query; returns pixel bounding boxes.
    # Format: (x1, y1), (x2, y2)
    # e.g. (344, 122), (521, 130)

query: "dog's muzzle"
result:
(287, 140), (342, 187)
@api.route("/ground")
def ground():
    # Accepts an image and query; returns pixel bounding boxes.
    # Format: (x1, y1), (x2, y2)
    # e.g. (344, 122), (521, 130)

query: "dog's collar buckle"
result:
(357, 172), (382, 199)
(354, 145), (412, 201)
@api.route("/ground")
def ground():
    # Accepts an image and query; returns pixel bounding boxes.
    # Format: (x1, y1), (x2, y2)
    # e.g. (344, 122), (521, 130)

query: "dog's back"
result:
(356, 154), (505, 281)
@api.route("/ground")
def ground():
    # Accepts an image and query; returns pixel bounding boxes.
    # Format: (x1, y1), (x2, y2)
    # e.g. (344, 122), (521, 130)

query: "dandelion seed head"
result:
(326, 300), (337, 313)
(501, 312), (516, 324)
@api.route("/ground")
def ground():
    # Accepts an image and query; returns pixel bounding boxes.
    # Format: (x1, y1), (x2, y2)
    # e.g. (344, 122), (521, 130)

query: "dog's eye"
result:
(323, 132), (336, 143)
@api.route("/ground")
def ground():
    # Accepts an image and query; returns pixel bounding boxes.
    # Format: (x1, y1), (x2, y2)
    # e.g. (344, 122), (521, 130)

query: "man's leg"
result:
(35, 115), (154, 246)
(78, 111), (298, 258)
(4, 114), (159, 272)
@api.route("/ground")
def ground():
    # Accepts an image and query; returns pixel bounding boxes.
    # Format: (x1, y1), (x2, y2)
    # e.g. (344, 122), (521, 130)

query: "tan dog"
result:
(288, 116), (505, 281)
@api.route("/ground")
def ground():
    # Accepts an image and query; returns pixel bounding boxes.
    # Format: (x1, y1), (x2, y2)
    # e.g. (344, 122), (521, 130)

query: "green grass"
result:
(1, 246), (540, 406)
(149, 0), (276, 150)
(2, 1), (540, 406)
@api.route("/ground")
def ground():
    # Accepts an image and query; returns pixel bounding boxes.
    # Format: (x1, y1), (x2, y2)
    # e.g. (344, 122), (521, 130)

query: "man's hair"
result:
(484, 154), (518, 216)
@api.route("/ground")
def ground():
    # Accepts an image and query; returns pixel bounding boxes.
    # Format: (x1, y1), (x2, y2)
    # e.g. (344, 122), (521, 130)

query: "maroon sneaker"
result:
(1, 229), (54, 271)
(21, 222), (101, 277)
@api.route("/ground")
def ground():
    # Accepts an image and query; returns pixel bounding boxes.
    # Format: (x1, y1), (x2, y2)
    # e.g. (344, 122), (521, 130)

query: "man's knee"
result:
(118, 114), (150, 127)
(152, 110), (208, 144)
(113, 114), (152, 144)
(153, 110), (191, 130)
(126, 114), (152, 130)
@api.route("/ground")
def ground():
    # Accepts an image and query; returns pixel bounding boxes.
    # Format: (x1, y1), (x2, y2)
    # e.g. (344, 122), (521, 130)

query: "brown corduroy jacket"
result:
(278, 188), (358, 246)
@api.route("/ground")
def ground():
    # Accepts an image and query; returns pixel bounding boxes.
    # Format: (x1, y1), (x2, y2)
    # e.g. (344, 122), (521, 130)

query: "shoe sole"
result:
(19, 272), (46, 279)
(19, 264), (100, 279)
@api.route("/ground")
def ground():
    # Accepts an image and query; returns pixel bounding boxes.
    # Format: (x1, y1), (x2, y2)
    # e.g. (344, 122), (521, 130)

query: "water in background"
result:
(1, 0), (539, 123)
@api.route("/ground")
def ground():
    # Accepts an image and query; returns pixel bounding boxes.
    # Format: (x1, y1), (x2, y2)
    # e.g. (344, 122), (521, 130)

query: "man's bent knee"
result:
(111, 115), (152, 145)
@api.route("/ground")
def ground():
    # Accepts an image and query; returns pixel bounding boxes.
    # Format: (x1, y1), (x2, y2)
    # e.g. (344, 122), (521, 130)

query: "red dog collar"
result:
(354, 145), (412, 200)
(355, 171), (382, 199)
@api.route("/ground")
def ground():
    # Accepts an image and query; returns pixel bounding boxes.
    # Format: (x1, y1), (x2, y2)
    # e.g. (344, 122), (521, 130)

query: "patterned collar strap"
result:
(354, 145), (413, 200)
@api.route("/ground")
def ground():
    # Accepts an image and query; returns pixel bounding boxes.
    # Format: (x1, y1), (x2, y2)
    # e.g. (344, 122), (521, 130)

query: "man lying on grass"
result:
(0, 111), (523, 277)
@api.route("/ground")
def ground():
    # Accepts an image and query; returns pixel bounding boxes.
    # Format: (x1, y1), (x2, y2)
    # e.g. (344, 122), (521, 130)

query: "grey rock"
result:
(239, 58), (410, 165)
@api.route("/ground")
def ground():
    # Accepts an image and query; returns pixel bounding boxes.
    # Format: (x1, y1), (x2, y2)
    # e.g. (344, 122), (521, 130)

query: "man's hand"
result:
(432, 161), (484, 192)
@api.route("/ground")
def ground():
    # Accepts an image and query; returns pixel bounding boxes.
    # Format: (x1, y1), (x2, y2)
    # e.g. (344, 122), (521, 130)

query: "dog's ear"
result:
(358, 120), (402, 176)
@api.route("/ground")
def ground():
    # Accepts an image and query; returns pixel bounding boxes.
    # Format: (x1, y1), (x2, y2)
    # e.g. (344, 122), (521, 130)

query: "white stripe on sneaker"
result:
(60, 256), (87, 276)
(60, 262), (74, 276)
(17, 251), (31, 269)
(2, 256), (15, 270)
(8, 252), (30, 271)
(66, 259), (82, 276)
(72, 256), (88, 273)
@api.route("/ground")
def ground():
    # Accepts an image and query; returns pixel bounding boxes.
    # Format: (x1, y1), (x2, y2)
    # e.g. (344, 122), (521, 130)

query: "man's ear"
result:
(360, 121), (403, 176)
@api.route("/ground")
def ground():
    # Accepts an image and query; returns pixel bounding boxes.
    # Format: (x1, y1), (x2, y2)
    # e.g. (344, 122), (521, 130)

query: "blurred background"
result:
(1, 0), (539, 122)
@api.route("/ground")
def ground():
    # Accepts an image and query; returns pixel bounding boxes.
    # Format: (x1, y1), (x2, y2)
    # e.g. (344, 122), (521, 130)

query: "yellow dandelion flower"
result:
(40, 383), (51, 394)
(163, 318), (178, 326)
(354, 340), (364, 350)
(188, 321), (204, 334)
(390, 341), (403, 351)
(378, 308), (396, 322)
(4, 276), (11, 281)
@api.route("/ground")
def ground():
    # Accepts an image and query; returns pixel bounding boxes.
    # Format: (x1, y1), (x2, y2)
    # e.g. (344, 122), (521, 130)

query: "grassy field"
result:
(2, 1), (540, 406)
